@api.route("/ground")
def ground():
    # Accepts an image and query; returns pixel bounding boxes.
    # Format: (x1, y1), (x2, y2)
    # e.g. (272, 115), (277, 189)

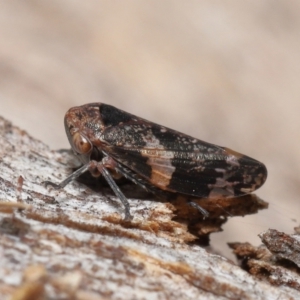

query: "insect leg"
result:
(95, 158), (132, 221)
(188, 201), (209, 218)
(43, 157), (132, 221)
(43, 164), (90, 189)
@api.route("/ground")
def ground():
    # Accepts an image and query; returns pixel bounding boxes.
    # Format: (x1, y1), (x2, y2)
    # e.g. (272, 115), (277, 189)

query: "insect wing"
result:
(99, 111), (267, 199)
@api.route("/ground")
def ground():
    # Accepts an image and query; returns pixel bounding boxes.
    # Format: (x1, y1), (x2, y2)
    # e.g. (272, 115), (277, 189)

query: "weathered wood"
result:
(0, 117), (298, 299)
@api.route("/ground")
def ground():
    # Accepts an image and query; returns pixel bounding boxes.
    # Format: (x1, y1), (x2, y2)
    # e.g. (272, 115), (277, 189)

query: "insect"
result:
(44, 103), (267, 220)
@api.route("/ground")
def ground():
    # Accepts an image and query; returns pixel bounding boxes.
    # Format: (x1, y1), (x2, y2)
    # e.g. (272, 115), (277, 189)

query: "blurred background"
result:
(1, 1), (299, 259)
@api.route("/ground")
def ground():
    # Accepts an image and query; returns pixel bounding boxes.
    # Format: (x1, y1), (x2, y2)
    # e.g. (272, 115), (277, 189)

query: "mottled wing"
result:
(99, 104), (267, 198)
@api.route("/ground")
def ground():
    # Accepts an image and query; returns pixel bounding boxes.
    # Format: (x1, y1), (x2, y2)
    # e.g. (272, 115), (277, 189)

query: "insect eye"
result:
(72, 132), (92, 154)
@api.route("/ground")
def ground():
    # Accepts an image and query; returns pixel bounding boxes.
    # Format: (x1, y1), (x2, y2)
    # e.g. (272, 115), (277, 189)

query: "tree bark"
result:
(0, 116), (299, 300)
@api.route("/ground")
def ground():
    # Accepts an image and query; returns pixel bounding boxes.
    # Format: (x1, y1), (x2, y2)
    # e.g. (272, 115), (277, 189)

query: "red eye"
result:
(72, 132), (92, 154)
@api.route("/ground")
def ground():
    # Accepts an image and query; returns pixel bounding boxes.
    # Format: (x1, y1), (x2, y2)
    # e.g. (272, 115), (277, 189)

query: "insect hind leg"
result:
(188, 201), (209, 218)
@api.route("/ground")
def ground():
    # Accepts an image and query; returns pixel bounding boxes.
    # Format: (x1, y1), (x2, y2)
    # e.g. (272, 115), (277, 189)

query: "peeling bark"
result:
(230, 229), (300, 297)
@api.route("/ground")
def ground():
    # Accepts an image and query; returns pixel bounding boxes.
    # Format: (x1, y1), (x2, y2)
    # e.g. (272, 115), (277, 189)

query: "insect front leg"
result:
(43, 163), (90, 189)
(43, 157), (132, 221)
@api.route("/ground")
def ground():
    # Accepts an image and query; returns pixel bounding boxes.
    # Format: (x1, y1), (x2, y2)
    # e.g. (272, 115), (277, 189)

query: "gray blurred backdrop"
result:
(1, 1), (299, 258)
